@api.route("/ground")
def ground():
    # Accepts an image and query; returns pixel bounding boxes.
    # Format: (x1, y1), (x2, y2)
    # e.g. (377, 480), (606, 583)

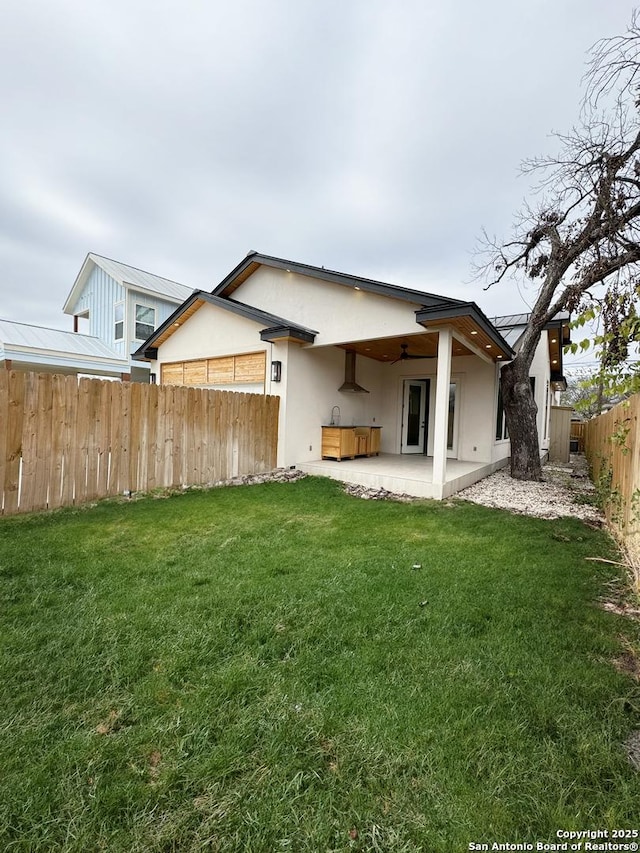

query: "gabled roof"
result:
(134, 291), (318, 361)
(135, 253), (522, 363)
(491, 311), (571, 376)
(211, 251), (467, 308)
(492, 311), (572, 348)
(416, 302), (515, 360)
(63, 253), (194, 314)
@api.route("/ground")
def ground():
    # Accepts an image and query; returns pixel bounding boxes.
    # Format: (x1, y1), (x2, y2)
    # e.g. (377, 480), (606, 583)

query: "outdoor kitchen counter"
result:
(321, 425), (381, 461)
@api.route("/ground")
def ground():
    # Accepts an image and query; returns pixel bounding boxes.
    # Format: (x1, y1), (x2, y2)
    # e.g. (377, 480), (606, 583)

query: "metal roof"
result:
(64, 253), (194, 314)
(88, 254), (194, 301)
(0, 318), (123, 360)
(492, 313), (531, 329)
(499, 327), (525, 348)
(491, 311), (572, 348)
(492, 310), (571, 329)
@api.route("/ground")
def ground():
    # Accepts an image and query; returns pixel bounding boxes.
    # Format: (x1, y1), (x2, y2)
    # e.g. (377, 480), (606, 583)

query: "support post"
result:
(432, 326), (452, 491)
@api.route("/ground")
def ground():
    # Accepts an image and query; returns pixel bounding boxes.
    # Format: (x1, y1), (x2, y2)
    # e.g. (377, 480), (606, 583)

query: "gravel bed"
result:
(458, 455), (603, 523)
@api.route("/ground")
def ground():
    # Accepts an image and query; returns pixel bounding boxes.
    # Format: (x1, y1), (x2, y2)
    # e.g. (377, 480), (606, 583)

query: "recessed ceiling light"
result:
(365, 347), (371, 351)
(552, 359), (558, 364)
(471, 330), (478, 335)
(497, 355), (503, 359)
(485, 344), (492, 348)
(551, 338), (557, 343)
(354, 286), (361, 291)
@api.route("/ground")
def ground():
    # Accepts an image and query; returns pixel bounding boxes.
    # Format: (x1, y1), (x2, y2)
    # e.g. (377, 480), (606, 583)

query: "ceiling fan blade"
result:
(387, 343), (434, 363)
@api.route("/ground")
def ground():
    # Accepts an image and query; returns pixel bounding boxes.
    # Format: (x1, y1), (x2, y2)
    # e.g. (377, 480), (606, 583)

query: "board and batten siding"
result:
(72, 266), (126, 357)
(68, 268), (187, 369)
(161, 352), (267, 392)
(127, 289), (185, 361)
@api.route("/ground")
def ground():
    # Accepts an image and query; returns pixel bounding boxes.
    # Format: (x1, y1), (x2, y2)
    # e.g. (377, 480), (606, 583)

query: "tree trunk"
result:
(501, 357), (543, 481)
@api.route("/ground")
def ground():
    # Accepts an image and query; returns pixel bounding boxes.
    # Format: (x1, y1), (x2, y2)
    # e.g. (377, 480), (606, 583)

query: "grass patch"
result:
(0, 476), (638, 851)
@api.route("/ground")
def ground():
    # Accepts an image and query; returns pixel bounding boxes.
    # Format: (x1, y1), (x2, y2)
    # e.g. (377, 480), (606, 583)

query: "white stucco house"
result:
(134, 252), (570, 499)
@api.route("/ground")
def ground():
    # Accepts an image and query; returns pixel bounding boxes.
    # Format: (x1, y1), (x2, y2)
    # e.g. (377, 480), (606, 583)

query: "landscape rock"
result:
(213, 467), (308, 488)
(341, 483), (416, 502)
(458, 455), (603, 523)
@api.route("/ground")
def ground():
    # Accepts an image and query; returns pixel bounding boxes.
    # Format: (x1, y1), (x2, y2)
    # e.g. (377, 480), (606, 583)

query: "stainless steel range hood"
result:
(339, 350), (369, 393)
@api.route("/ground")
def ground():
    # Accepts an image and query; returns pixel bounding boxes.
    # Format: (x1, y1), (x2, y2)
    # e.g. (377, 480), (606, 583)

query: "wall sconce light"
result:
(271, 361), (282, 382)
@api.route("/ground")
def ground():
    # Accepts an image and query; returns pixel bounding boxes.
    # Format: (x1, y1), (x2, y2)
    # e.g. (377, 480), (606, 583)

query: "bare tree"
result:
(479, 12), (640, 480)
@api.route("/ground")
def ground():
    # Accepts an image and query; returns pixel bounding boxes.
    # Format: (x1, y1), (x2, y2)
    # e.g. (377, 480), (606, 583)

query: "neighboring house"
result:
(0, 318), (130, 378)
(63, 253), (194, 381)
(134, 252), (570, 499)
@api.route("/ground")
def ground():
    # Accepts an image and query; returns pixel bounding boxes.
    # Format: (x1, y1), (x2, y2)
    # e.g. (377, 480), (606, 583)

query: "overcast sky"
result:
(0, 0), (635, 339)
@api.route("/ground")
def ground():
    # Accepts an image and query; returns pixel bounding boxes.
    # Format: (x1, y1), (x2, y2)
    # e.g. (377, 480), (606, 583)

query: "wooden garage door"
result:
(161, 352), (266, 387)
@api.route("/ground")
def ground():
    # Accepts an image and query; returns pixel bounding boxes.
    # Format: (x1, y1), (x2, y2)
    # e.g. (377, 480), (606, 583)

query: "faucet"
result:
(330, 405), (341, 426)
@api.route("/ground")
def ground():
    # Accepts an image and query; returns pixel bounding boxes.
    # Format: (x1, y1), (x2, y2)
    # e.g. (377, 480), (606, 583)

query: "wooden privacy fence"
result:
(584, 394), (640, 569)
(0, 371), (280, 516)
(570, 420), (586, 453)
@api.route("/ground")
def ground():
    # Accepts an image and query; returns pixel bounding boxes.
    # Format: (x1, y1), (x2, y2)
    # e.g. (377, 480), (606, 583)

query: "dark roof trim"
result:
(217, 294), (317, 336)
(133, 290), (317, 360)
(492, 311), (571, 331)
(133, 292), (199, 360)
(415, 301), (516, 358)
(260, 326), (316, 344)
(212, 252), (467, 308)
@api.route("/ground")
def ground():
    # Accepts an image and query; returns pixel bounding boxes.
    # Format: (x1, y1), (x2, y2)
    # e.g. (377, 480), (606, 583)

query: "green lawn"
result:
(0, 476), (638, 852)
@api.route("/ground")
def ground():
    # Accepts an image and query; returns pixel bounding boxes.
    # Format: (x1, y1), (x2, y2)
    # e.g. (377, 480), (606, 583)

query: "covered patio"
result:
(298, 453), (508, 500)
(293, 313), (515, 500)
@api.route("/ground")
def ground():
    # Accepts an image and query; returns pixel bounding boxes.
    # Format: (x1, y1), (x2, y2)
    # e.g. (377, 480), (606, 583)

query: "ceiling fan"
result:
(390, 343), (433, 364)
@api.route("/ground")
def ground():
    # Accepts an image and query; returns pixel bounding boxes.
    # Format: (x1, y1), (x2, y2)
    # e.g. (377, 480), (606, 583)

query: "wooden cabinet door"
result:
(340, 429), (356, 459)
(369, 428), (381, 456)
(322, 428), (356, 460)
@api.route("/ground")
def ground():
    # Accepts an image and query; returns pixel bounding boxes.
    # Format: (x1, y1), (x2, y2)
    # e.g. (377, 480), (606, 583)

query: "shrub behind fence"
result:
(0, 371), (280, 515)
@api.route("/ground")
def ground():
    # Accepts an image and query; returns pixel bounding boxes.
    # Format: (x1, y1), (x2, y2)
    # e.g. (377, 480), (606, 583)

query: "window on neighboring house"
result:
(114, 302), (124, 341)
(135, 304), (155, 340)
(495, 376), (535, 441)
(496, 383), (508, 441)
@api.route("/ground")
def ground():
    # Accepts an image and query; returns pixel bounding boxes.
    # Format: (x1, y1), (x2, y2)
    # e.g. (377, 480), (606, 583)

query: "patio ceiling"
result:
(547, 321), (571, 374)
(336, 326), (508, 364)
(336, 333), (444, 362)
